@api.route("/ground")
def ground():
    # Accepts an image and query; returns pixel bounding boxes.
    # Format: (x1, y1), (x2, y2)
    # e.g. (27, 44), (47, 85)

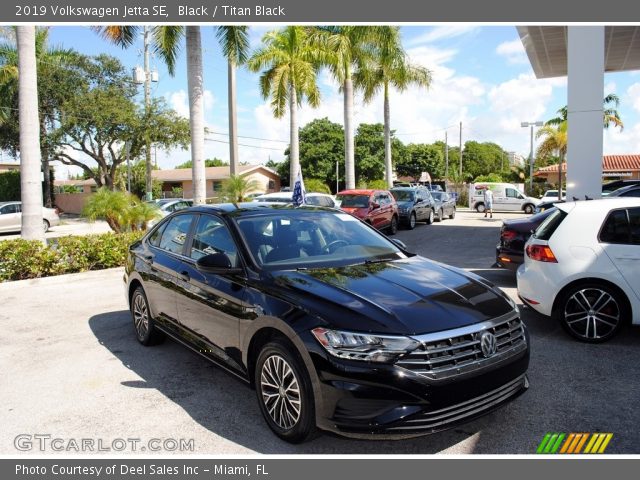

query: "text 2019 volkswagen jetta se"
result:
(125, 204), (529, 443)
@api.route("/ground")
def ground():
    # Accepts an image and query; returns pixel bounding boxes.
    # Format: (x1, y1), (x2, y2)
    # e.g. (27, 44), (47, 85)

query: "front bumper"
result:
(304, 324), (530, 438)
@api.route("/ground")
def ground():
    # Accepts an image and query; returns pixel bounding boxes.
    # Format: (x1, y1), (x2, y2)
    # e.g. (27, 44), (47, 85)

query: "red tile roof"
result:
(535, 155), (640, 175)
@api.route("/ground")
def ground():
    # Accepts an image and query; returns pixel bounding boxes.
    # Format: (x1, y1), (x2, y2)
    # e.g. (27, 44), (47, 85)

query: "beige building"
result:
(534, 154), (640, 185)
(53, 164), (281, 214)
(0, 162), (20, 173)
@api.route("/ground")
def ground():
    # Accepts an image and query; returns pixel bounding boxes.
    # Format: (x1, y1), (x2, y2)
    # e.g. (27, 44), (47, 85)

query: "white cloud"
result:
(604, 122), (640, 154)
(495, 38), (528, 65)
(168, 89), (215, 119)
(604, 81), (617, 95)
(627, 83), (640, 113)
(407, 26), (480, 46)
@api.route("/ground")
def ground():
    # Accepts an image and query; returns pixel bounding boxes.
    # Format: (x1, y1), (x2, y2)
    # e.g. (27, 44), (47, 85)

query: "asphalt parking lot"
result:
(1, 209), (639, 454)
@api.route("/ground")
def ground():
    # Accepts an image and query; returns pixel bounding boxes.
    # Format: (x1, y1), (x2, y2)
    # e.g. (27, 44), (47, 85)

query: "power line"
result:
(204, 137), (283, 151)
(206, 130), (289, 144)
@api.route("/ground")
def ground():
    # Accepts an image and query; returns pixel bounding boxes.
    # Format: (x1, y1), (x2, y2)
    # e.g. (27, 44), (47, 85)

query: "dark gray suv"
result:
(390, 186), (435, 229)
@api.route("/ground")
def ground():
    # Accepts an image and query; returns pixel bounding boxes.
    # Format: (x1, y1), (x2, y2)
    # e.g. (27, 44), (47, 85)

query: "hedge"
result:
(0, 231), (144, 282)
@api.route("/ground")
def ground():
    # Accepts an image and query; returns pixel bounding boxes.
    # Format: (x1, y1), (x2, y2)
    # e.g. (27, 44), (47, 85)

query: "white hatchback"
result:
(517, 198), (640, 342)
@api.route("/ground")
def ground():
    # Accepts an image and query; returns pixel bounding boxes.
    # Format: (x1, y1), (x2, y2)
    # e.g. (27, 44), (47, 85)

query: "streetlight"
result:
(521, 121), (543, 192)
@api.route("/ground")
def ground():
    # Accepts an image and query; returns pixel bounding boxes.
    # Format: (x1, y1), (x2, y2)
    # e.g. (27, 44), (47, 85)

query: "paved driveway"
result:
(1, 210), (639, 454)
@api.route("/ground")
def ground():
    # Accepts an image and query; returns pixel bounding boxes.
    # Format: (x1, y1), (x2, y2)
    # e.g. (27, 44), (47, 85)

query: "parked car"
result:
(146, 199), (193, 227)
(517, 198), (640, 342)
(540, 189), (566, 201)
(0, 201), (60, 233)
(125, 204), (530, 442)
(469, 183), (540, 214)
(496, 209), (556, 270)
(430, 191), (456, 222)
(607, 184), (640, 198)
(601, 180), (640, 196)
(335, 189), (399, 234)
(390, 186), (435, 229)
(252, 191), (335, 208)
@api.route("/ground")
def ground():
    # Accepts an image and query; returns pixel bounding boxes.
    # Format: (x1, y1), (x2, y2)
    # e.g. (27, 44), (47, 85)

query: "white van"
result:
(468, 182), (540, 214)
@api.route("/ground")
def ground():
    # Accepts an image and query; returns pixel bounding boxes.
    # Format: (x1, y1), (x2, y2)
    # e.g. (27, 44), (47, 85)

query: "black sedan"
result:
(495, 209), (555, 270)
(430, 191), (456, 222)
(125, 204), (529, 442)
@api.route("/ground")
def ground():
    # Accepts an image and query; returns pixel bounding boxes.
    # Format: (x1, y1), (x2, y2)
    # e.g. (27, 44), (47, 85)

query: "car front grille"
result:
(396, 314), (527, 380)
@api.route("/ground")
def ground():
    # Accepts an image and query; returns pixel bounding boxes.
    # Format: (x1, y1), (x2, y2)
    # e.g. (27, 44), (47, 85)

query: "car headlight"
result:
(311, 327), (419, 363)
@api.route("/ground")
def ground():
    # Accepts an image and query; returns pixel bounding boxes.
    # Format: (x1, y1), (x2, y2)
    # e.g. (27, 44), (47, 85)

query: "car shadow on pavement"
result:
(89, 310), (532, 454)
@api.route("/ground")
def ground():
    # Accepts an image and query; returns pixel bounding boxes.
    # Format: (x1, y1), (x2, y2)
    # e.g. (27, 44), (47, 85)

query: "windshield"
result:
(431, 192), (443, 201)
(391, 190), (415, 202)
(336, 194), (369, 208)
(235, 210), (404, 270)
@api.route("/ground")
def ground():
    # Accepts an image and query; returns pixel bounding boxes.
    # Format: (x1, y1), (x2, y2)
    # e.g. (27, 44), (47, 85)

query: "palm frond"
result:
(92, 26), (139, 47)
(152, 26), (184, 76)
(216, 26), (250, 65)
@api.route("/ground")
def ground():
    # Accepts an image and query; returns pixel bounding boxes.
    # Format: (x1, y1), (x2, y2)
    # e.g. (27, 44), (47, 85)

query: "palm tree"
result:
(94, 26), (207, 204)
(0, 27), (77, 207)
(216, 27), (249, 176)
(247, 27), (322, 185)
(547, 93), (624, 130)
(536, 122), (568, 200)
(358, 27), (432, 188)
(16, 26), (44, 241)
(312, 27), (376, 190)
(221, 174), (260, 203)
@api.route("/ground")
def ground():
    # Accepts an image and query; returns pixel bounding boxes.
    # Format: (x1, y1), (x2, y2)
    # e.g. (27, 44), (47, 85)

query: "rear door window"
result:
(599, 209), (630, 244)
(157, 214), (194, 255)
(628, 208), (640, 245)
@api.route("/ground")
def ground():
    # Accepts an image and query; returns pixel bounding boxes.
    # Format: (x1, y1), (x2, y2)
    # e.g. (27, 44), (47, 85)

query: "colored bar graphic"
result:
(537, 433), (613, 454)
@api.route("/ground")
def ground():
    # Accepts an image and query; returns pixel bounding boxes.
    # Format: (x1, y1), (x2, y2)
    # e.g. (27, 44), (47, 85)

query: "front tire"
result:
(43, 219), (50, 233)
(449, 207), (456, 219)
(130, 287), (165, 346)
(554, 283), (627, 343)
(476, 203), (486, 213)
(255, 340), (316, 443)
(436, 208), (443, 222)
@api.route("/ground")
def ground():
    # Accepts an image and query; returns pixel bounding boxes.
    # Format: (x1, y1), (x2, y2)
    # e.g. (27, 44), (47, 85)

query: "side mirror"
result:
(370, 202), (380, 210)
(196, 253), (242, 275)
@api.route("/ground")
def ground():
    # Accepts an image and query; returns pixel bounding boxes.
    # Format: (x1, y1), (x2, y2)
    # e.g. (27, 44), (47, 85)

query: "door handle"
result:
(179, 271), (190, 282)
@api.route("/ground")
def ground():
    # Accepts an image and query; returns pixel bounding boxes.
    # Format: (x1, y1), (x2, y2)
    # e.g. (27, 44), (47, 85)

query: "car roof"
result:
(609, 184), (640, 196)
(0, 201), (19, 206)
(177, 202), (334, 217)
(390, 186), (421, 191)
(556, 197), (640, 213)
(337, 189), (377, 195)
(255, 191), (331, 199)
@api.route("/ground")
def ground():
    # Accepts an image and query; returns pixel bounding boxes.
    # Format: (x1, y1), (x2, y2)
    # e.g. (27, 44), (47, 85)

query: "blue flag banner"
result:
(292, 171), (306, 207)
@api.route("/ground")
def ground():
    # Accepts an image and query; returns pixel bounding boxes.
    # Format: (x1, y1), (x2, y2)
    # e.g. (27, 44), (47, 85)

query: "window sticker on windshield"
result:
(336, 213), (359, 222)
(280, 219), (291, 225)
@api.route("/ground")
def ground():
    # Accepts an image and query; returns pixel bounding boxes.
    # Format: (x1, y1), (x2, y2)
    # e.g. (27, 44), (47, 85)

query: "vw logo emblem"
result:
(480, 332), (498, 358)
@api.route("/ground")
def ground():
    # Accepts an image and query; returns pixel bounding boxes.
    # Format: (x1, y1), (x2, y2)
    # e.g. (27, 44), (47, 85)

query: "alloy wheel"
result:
(133, 293), (150, 340)
(563, 287), (621, 341)
(260, 355), (302, 430)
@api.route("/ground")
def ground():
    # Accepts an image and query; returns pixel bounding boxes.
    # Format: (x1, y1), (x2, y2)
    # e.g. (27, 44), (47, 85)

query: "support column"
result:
(566, 26), (604, 200)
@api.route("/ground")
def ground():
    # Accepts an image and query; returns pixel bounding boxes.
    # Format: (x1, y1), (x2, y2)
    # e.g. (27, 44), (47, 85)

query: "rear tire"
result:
(255, 340), (316, 443)
(476, 203), (486, 213)
(43, 219), (50, 233)
(449, 208), (456, 219)
(130, 287), (165, 346)
(524, 204), (534, 214)
(554, 282), (627, 343)
(388, 215), (398, 235)
(407, 212), (416, 230)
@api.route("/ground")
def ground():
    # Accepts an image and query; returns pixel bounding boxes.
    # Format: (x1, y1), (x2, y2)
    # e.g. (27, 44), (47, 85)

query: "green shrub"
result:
(0, 231), (144, 282)
(304, 178), (331, 194)
(0, 170), (21, 202)
(83, 188), (160, 232)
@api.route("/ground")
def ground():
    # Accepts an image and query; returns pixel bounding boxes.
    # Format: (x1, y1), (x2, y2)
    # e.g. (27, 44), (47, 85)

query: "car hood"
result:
(269, 256), (515, 335)
(395, 200), (414, 209)
(340, 206), (368, 218)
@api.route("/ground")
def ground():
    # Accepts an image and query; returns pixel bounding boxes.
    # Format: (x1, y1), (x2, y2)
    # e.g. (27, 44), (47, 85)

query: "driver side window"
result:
(189, 215), (239, 267)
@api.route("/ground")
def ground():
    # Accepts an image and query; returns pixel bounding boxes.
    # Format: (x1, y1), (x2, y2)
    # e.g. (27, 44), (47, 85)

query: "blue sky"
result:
(45, 25), (640, 179)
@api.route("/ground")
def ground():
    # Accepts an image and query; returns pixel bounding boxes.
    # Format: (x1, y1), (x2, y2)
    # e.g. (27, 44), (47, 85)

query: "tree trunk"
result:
(344, 74), (355, 190)
(558, 151), (564, 200)
(384, 82), (393, 189)
(144, 26), (153, 201)
(289, 84), (299, 186)
(186, 26), (206, 204)
(17, 26), (44, 243)
(39, 119), (53, 208)
(228, 60), (239, 176)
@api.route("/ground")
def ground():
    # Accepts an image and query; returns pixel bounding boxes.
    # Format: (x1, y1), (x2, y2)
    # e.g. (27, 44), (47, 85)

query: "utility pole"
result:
(521, 121), (543, 193)
(143, 26), (152, 201)
(444, 131), (449, 178)
(126, 141), (131, 193)
(336, 160), (339, 194)
(459, 121), (463, 177)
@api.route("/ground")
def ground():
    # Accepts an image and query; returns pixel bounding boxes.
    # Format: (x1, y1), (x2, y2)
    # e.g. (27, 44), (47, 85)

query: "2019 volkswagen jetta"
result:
(125, 204), (529, 442)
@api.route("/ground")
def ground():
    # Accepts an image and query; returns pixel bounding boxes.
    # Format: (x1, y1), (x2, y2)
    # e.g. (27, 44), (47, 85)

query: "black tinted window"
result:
(189, 215), (239, 266)
(0, 204), (19, 214)
(599, 210), (630, 244)
(621, 189), (640, 197)
(158, 215), (193, 255)
(628, 208), (640, 245)
(148, 224), (166, 247)
(534, 208), (567, 240)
